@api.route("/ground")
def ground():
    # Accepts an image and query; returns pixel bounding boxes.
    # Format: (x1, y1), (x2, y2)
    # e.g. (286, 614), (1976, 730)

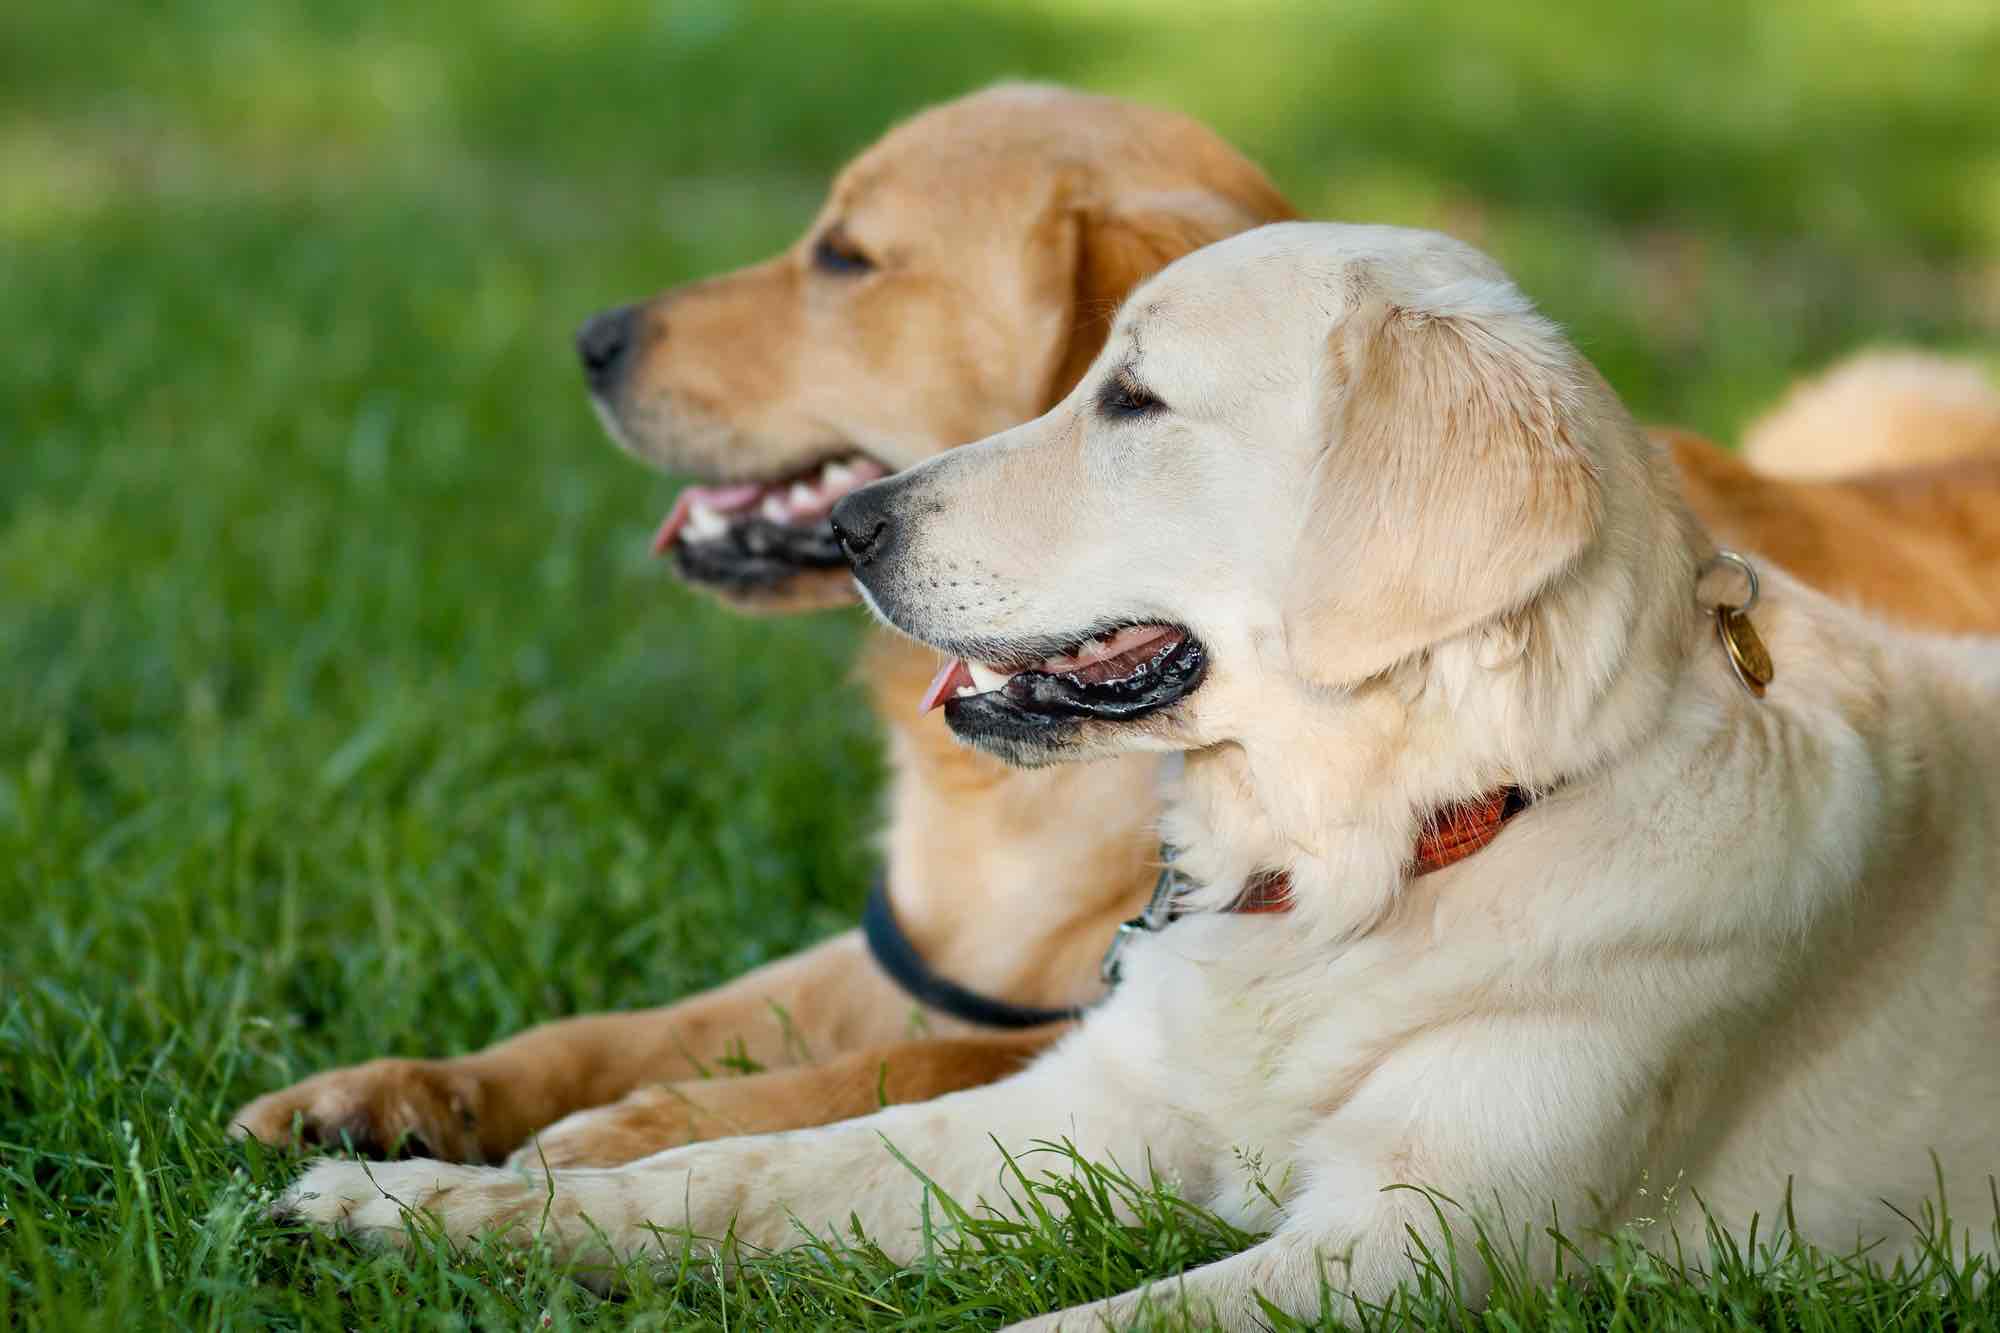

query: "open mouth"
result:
(651, 453), (890, 591)
(917, 623), (1207, 729)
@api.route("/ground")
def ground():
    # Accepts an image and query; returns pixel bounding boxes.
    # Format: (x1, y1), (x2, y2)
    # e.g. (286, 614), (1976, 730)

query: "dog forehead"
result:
(830, 152), (1045, 242)
(1138, 223), (1509, 315)
(1116, 223), (1521, 371)
(1111, 232), (1333, 380)
(829, 83), (1274, 250)
(831, 87), (1109, 221)
(824, 110), (1069, 245)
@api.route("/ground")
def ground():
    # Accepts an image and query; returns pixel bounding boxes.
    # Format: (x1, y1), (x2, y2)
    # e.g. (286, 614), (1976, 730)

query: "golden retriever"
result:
(235, 85), (2000, 1169)
(282, 223), (2000, 1330)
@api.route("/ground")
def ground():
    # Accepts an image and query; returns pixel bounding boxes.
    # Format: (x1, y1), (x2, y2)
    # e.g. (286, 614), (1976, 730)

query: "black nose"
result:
(576, 305), (639, 393)
(830, 484), (896, 566)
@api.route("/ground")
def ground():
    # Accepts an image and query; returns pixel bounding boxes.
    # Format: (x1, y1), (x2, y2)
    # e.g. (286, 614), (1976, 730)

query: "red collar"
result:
(1228, 785), (1532, 914)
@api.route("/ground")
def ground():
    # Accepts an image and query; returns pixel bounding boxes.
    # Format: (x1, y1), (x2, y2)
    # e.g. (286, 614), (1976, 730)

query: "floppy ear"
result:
(1040, 190), (1277, 409)
(1293, 293), (1603, 675)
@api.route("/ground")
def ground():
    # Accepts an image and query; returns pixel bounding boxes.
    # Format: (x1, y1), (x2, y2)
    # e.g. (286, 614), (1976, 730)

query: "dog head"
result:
(580, 83), (1292, 611)
(835, 223), (1620, 771)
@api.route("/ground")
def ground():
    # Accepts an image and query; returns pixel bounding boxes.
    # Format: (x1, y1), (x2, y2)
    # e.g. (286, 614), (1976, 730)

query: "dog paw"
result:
(275, 1155), (686, 1287)
(230, 1059), (491, 1162)
(272, 1157), (496, 1246)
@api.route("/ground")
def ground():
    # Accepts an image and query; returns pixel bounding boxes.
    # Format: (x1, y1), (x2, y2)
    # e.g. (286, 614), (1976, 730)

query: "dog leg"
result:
(511, 1030), (1058, 1167)
(1031, 1022), (1678, 1328)
(232, 929), (919, 1162)
(278, 1043), (1187, 1277)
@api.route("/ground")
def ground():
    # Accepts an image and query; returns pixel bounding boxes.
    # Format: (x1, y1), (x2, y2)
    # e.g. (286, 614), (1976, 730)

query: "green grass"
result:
(3, 0), (1998, 1326)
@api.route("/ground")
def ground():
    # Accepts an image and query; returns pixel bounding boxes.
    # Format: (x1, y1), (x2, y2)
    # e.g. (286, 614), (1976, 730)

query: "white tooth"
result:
(686, 504), (728, 541)
(787, 481), (817, 510)
(760, 495), (789, 522)
(967, 661), (1011, 693)
(822, 461), (855, 490)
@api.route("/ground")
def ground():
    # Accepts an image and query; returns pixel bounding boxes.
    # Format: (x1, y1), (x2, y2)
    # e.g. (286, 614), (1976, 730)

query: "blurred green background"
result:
(2, 0), (1996, 1325)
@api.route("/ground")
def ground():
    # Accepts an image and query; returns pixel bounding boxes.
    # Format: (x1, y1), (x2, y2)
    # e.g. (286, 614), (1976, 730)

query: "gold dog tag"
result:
(1716, 607), (1773, 698)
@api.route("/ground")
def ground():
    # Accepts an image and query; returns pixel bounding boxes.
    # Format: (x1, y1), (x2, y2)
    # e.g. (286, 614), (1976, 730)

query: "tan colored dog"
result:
(235, 85), (2000, 1168)
(284, 223), (2000, 1329)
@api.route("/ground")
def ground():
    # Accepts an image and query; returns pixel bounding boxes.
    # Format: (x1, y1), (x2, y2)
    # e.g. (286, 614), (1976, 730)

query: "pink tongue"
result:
(918, 659), (975, 714)
(651, 483), (766, 555)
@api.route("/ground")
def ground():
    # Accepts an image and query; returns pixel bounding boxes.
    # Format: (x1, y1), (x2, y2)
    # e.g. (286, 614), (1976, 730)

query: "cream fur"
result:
(280, 224), (2000, 1329)
(1742, 348), (2000, 478)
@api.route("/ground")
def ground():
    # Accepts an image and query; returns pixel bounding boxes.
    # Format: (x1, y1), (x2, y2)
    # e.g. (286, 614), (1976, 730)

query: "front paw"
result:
(273, 1157), (499, 1247)
(276, 1155), (702, 1289)
(230, 1058), (491, 1162)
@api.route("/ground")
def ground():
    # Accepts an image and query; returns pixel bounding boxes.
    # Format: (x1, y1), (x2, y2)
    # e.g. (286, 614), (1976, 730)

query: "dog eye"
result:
(811, 228), (875, 276)
(1098, 374), (1164, 419)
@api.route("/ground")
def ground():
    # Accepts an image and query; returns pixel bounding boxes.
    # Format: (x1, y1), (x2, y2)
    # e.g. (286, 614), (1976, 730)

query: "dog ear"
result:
(1291, 292), (1604, 678)
(1039, 191), (1276, 409)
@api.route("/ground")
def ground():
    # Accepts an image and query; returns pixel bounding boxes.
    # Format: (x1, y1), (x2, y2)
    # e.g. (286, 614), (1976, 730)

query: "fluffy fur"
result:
(1743, 349), (2000, 479)
(234, 87), (2000, 1173)
(280, 225), (2000, 1329)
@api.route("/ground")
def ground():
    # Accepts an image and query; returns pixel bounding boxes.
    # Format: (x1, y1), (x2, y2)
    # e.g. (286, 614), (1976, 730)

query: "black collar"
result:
(863, 877), (1085, 1030)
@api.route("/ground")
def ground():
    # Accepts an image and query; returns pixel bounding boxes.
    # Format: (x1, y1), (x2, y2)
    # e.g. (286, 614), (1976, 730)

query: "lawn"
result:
(3, 0), (1998, 1327)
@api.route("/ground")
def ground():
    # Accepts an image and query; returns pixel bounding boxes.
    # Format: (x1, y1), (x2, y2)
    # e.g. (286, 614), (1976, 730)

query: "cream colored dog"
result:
(280, 223), (2000, 1328)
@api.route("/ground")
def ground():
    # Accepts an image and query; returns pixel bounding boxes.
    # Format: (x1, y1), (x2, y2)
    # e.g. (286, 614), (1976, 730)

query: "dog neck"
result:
(1166, 418), (1708, 943)
(862, 630), (1162, 1010)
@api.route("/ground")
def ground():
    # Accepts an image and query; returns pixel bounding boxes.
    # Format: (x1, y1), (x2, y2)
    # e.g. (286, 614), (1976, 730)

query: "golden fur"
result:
(1666, 428), (2000, 634)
